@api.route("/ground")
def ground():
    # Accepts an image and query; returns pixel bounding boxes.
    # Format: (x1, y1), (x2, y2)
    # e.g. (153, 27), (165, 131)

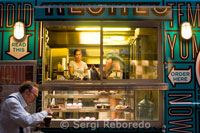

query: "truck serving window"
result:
(43, 22), (161, 82)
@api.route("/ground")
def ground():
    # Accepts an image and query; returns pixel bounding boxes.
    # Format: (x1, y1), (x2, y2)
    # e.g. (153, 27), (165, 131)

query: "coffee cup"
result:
(44, 115), (52, 127)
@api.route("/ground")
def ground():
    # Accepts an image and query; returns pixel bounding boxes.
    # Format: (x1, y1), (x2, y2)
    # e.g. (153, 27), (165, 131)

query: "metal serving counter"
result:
(40, 81), (168, 91)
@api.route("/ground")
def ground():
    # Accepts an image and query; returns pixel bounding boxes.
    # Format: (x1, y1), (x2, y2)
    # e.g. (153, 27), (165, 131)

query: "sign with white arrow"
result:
(168, 66), (192, 87)
(6, 34), (32, 59)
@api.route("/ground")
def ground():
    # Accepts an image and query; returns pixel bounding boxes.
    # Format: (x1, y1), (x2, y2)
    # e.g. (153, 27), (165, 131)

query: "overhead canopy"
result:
(36, 0), (162, 5)
(34, 4), (172, 21)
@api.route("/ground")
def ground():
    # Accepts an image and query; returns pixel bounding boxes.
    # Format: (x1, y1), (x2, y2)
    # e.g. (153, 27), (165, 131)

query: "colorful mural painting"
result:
(0, 0), (200, 132)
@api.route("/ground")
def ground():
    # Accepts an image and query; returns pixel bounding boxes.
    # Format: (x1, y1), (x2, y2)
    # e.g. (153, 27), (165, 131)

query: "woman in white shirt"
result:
(69, 49), (88, 80)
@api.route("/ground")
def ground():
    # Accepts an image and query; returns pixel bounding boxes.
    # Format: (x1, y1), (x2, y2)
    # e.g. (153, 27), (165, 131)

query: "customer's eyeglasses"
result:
(29, 91), (38, 98)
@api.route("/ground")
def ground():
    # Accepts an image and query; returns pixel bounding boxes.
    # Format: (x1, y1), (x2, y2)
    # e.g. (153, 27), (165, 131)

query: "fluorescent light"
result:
(110, 36), (125, 40)
(80, 32), (100, 44)
(103, 28), (131, 31)
(76, 27), (100, 31)
(76, 27), (131, 31)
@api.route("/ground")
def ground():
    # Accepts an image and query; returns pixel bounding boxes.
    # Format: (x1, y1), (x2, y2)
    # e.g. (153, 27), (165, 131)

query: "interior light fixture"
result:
(80, 32), (100, 44)
(75, 27), (100, 31)
(76, 27), (131, 31)
(103, 28), (131, 31)
(110, 36), (125, 40)
(181, 22), (192, 40)
(14, 21), (25, 40)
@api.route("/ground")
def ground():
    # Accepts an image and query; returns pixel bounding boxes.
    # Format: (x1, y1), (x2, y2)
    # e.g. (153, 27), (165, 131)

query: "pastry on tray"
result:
(97, 90), (111, 95)
(50, 104), (64, 109)
(115, 105), (128, 110)
(50, 104), (59, 108)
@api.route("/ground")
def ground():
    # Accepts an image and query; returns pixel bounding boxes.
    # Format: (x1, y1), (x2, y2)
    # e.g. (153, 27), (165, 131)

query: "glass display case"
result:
(40, 82), (167, 128)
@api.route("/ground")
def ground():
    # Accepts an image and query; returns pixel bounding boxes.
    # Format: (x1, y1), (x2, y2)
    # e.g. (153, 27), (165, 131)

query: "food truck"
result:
(0, 0), (199, 132)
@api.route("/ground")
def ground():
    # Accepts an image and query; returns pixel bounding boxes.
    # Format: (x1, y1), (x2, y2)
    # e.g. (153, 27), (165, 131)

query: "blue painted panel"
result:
(34, 7), (172, 21)
(164, 31), (195, 62)
(164, 1), (200, 30)
(0, 1), (35, 30)
(2, 32), (13, 60)
(36, 0), (162, 5)
(197, 110), (200, 133)
(3, 31), (35, 60)
(165, 90), (195, 133)
(195, 83), (200, 108)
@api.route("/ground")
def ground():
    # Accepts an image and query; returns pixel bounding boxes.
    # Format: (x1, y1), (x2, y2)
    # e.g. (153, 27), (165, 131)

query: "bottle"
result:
(57, 62), (62, 72)
(137, 95), (154, 120)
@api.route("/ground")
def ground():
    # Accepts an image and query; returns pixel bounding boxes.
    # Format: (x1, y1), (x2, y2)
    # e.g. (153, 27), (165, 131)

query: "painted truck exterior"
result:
(0, 0), (200, 132)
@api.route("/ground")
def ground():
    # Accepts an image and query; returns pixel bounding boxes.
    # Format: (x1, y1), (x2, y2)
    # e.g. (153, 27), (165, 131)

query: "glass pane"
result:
(135, 90), (159, 121)
(42, 90), (159, 121)
(42, 89), (135, 120)
(103, 27), (158, 79)
(44, 26), (101, 81)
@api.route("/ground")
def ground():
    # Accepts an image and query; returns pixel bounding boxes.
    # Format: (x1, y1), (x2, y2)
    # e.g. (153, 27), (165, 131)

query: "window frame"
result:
(42, 21), (163, 83)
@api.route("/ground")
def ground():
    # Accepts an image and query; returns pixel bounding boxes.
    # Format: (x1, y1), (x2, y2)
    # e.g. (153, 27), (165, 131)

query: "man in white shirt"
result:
(0, 81), (51, 133)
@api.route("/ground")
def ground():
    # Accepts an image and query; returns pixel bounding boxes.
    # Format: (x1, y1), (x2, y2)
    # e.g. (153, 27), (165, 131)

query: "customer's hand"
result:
(46, 108), (52, 115)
